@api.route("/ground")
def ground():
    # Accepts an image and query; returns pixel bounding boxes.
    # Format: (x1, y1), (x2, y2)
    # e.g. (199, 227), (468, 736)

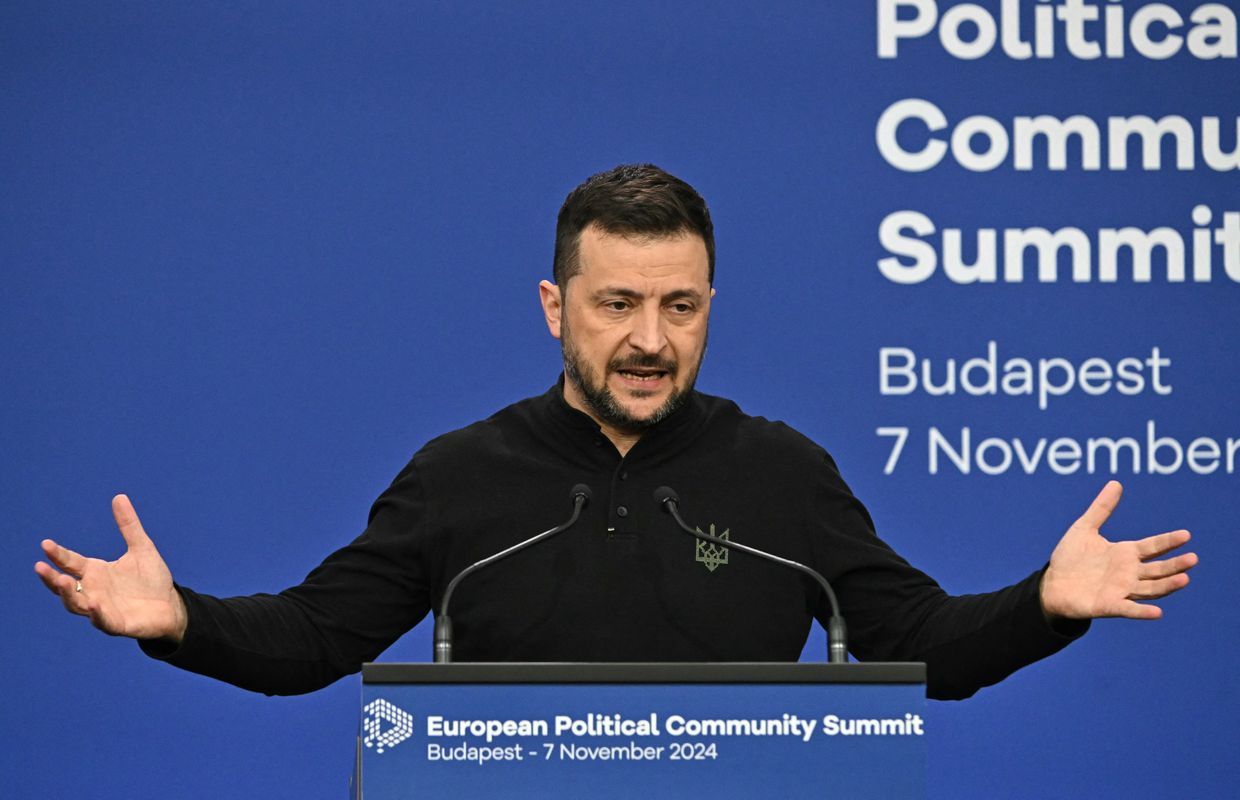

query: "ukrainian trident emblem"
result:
(694, 524), (730, 572)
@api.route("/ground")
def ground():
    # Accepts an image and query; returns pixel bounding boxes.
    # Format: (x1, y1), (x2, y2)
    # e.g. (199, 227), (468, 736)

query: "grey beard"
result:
(560, 332), (703, 435)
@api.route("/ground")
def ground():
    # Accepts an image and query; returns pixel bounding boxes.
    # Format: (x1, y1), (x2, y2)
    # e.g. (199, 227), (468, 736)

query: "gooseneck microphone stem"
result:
(654, 486), (849, 664)
(434, 485), (592, 664)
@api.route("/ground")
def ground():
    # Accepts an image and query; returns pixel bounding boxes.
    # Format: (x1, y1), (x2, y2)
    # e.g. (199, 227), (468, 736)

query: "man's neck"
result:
(599, 426), (641, 457)
(559, 380), (644, 457)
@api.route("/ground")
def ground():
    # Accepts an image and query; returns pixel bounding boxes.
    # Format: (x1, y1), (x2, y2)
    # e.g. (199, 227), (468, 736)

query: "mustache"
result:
(609, 354), (678, 376)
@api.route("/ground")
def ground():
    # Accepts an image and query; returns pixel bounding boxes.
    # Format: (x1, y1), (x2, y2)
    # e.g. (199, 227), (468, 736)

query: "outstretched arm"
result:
(34, 494), (188, 642)
(1041, 481), (1198, 621)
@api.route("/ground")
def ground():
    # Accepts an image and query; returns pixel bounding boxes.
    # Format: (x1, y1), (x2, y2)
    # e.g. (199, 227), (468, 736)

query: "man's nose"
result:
(627, 305), (668, 353)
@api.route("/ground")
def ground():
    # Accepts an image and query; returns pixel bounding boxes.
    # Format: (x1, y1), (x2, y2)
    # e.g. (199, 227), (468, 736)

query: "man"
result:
(35, 164), (1197, 700)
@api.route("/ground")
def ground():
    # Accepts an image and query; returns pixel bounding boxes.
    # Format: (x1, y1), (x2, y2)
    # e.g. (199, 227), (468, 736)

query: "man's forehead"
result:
(575, 226), (710, 284)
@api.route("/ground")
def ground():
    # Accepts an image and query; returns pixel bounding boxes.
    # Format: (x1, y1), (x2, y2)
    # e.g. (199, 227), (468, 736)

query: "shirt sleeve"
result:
(139, 458), (434, 695)
(808, 452), (1089, 701)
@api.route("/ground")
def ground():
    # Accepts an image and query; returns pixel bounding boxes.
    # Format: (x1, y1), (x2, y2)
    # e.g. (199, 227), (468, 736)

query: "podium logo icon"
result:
(363, 698), (414, 754)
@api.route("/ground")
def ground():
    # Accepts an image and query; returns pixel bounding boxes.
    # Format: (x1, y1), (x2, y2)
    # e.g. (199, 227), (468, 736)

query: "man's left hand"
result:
(1041, 481), (1198, 620)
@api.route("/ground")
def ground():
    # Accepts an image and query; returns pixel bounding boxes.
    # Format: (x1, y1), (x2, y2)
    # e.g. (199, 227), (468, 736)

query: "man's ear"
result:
(538, 280), (563, 340)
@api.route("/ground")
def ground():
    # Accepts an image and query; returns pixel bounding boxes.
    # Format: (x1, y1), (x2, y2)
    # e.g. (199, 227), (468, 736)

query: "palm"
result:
(35, 495), (187, 641)
(74, 543), (177, 638)
(1041, 482), (1196, 620)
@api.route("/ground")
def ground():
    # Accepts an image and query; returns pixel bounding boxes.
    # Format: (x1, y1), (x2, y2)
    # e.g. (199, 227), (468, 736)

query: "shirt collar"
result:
(543, 373), (704, 446)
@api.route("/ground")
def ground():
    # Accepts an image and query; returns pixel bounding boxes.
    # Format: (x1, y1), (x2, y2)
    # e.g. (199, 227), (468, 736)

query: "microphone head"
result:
(570, 484), (593, 505)
(653, 486), (679, 508)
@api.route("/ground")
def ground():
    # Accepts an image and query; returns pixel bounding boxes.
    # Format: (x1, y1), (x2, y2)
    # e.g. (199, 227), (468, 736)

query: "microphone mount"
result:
(654, 486), (849, 664)
(433, 484), (592, 664)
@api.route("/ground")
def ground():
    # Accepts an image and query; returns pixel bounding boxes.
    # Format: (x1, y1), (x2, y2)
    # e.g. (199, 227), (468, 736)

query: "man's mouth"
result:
(616, 368), (669, 383)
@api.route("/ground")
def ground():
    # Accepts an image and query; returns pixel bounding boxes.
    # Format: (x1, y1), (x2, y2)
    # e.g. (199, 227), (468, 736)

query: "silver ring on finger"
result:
(75, 580), (83, 593)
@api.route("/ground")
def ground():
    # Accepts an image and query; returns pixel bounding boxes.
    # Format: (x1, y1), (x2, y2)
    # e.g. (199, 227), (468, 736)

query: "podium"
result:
(352, 662), (926, 799)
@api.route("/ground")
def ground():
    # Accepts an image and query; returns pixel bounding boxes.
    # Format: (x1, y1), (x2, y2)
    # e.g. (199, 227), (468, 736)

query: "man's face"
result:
(539, 225), (713, 435)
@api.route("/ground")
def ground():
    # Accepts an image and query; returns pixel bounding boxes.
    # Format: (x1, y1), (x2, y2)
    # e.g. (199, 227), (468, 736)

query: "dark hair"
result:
(553, 164), (715, 288)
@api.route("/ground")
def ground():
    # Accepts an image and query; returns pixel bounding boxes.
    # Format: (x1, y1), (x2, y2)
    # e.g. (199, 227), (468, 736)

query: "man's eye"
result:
(669, 303), (693, 313)
(605, 301), (629, 311)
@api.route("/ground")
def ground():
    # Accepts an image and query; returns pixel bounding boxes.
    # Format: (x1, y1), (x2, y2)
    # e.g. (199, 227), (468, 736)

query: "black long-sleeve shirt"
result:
(143, 382), (1085, 699)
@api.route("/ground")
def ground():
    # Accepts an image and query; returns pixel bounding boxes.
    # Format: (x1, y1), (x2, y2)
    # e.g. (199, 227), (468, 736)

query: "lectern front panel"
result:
(356, 663), (926, 799)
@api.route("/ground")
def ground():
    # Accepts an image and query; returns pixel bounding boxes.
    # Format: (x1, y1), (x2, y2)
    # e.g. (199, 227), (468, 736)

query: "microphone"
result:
(433, 484), (592, 664)
(653, 486), (849, 664)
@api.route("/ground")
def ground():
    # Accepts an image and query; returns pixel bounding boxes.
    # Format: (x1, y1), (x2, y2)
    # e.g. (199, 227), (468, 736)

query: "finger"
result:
(40, 538), (88, 576)
(1136, 529), (1191, 560)
(112, 494), (153, 550)
(1114, 600), (1163, 621)
(1075, 481), (1123, 530)
(1130, 573), (1190, 600)
(1138, 551), (1199, 580)
(34, 561), (72, 596)
(33, 562), (89, 615)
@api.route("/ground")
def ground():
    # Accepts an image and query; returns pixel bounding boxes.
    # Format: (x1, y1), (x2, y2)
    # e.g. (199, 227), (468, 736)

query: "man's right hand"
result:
(34, 494), (188, 643)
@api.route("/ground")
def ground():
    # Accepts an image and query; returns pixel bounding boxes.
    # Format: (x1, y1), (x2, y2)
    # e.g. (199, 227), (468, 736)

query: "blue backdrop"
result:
(4, 2), (1236, 798)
